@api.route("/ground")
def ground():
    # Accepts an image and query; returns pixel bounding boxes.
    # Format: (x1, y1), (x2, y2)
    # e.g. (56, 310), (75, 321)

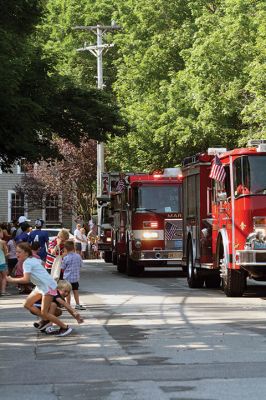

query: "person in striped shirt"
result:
(45, 229), (69, 274)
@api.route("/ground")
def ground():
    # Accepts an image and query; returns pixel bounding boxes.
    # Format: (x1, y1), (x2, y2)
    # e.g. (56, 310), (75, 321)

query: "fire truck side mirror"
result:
(217, 191), (227, 202)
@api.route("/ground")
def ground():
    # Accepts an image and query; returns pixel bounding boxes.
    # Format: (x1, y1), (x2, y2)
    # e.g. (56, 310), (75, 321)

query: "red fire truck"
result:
(111, 169), (183, 276)
(182, 140), (266, 296)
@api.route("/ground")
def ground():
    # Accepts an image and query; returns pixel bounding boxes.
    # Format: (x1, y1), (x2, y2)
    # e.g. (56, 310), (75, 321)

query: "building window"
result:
(17, 159), (29, 174)
(45, 195), (60, 222)
(8, 191), (25, 222)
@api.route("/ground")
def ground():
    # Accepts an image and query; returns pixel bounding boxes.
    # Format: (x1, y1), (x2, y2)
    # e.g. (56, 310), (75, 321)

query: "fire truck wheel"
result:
(112, 251), (117, 265)
(205, 274), (221, 289)
(104, 251), (112, 263)
(117, 254), (126, 273)
(187, 241), (204, 288)
(126, 256), (139, 276)
(223, 269), (245, 297)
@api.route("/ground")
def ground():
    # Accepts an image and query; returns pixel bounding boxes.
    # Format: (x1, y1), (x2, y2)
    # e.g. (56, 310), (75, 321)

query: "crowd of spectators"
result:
(0, 216), (92, 336)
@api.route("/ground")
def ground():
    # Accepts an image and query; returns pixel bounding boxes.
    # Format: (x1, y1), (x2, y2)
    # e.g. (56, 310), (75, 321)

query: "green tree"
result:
(0, 0), (124, 171)
(106, 0), (266, 170)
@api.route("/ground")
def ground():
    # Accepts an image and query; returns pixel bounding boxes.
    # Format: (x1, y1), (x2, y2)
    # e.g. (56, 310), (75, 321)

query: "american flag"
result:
(165, 222), (180, 241)
(116, 178), (126, 193)
(209, 155), (226, 182)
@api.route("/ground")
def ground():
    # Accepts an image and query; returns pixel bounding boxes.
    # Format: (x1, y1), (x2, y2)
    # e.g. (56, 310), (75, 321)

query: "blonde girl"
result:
(44, 228), (70, 274)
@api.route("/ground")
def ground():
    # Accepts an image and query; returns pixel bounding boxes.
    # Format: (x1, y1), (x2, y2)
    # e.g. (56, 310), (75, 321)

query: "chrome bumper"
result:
(236, 250), (266, 266)
(132, 250), (183, 262)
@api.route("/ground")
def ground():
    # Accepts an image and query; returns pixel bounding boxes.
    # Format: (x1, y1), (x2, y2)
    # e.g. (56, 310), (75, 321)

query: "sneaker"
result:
(38, 321), (52, 331)
(54, 326), (73, 337)
(75, 304), (86, 310)
(33, 322), (42, 329)
(45, 325), (59, 334)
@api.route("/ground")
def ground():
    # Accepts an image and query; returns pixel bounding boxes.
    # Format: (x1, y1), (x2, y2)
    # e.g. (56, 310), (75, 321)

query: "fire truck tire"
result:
(117, 254), (126, 273)
(205, 274), (221, 289)
(104, 251), (112, 263)
(112, 251), (117, 265)
(126, 256), (139, 276)
(187, 241), (204, 288)
(223, 269), (245, 297)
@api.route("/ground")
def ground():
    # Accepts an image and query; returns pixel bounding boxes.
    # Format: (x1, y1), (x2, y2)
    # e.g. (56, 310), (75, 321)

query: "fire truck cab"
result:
(182, 140), (266, 296)
(112, 169), (183, 276)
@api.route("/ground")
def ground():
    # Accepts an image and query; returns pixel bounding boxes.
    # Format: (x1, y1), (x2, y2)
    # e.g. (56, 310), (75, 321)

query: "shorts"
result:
(74, 242), (82, 251)
(71, 282), (79, 290)
(0, 263), (7, 272)
(32, 287), (58, 296)
(46, 288), (58, 296)
(8, 258), (17, 272)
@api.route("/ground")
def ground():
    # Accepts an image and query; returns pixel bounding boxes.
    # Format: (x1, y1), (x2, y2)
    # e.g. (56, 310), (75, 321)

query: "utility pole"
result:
(74, 22), (120, 231)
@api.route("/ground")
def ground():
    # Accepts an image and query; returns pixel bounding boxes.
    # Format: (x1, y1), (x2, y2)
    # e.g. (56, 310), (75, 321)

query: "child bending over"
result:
(34, 280), (84, 333)
(7, 243), (72, 337)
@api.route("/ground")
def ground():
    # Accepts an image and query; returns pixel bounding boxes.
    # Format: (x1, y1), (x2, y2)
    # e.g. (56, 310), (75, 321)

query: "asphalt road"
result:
(1, 260), (266, 399)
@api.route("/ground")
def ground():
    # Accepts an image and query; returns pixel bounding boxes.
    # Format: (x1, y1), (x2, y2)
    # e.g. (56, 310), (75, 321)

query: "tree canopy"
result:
(106, 0), (266, 171)
(0, 0), (123, 171)
(0, 0), (265, 173)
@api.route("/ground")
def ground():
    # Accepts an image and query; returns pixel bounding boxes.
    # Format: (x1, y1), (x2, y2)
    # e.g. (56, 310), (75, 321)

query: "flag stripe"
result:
(165, 222), (180, 240)
(209, 155), (226, 182)
(116, 178), (126, 192)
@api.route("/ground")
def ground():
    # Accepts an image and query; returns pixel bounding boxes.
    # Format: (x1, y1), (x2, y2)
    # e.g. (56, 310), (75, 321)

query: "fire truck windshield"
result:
(133, 185), (182, 213)
(234, 155), (266, 197)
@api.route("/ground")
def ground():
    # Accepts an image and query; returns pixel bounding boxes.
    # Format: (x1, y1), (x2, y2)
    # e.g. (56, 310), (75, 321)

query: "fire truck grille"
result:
(238, 250), (266, 265)
(164, 219), (183, 250)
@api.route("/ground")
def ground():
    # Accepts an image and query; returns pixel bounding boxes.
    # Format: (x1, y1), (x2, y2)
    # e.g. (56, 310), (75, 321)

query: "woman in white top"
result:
(73, 224), (83, 255)
(80, 228), (87, 259)
(7, 242), (72, 336)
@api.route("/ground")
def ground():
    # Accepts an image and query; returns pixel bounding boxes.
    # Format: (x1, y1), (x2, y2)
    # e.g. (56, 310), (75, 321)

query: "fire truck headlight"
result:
(142, 231), (159, 239)
(134, 240), (142, 249)
(106, 237), (112, 243)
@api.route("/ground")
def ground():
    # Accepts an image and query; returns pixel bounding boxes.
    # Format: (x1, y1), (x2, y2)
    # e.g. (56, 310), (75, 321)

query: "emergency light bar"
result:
(143, 221), (158, 228)
(153, 168), (182, 178)
(207, 148), (227, 155)
(247, 139), (266, 147)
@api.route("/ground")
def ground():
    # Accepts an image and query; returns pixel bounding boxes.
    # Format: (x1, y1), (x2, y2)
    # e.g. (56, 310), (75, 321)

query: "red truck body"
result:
(110, 169), (183, 275)
(182, 140), (266, 296)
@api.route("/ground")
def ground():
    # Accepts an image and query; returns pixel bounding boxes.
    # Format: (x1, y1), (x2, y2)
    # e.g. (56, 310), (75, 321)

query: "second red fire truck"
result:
(106, 169), (184, 276)
(181, 140), (266, 296)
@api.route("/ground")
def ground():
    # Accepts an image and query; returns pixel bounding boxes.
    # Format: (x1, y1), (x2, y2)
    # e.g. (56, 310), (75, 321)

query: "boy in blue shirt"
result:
(28, 219), (49, 261)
